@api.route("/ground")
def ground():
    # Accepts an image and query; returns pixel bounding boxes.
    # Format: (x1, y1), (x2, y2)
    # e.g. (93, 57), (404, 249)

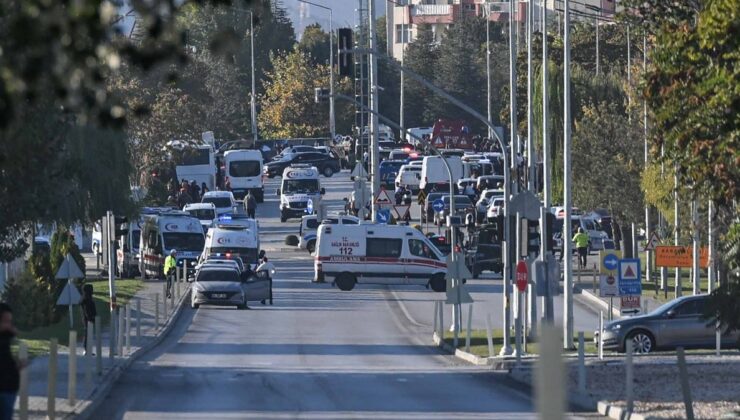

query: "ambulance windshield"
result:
(284, 179), (319, 194)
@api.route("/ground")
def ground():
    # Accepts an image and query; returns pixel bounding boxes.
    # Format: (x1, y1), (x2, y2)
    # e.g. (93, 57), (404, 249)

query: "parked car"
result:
(264, 151), (341, 178)
(595, 294), (740, 354)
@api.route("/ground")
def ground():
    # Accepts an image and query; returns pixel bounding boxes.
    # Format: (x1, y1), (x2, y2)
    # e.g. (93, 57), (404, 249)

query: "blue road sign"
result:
(377, 208), (390, 224)
(432, 199), (445, 213)
(618, 258), (642, 296)
(603, 253), (619, 271)
(306, 198), (314, 214)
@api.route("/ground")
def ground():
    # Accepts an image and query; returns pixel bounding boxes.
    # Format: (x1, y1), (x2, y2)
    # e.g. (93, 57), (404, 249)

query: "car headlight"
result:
(610, 324), (622, 331)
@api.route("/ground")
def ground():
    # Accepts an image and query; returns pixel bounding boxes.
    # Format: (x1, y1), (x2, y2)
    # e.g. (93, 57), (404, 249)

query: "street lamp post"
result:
(233, 8), (259, 142)
(298, 0), (335, 140)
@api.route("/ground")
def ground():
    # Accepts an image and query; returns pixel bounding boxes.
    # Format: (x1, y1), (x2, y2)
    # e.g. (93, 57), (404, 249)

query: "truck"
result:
(430, 119), (474, 150)
(171, 142), (216, 190)
(420, 155), (463, 193)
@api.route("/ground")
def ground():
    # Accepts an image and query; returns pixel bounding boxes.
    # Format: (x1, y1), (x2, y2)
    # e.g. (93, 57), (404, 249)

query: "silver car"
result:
(597, 295), (740, 354)
(191, 266), (270, 309)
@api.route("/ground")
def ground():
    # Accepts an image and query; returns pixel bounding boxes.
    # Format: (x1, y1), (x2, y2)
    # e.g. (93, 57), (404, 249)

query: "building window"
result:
(395, 24), (411, 44)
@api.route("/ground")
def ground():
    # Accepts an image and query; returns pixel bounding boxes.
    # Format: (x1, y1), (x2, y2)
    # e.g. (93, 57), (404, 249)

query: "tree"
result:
(572, 102), (644, 228)
(298, 23), (330, 66)
(403, 24), (439, 128)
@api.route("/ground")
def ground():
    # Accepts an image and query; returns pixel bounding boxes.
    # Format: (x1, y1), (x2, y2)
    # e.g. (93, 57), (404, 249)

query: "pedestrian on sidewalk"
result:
(164, 250), (177, 298)
(244, 191), (257, 219)
(0, 303), (23, 420)
(572, 227), (590, 269)
(80, 284), (97, 355)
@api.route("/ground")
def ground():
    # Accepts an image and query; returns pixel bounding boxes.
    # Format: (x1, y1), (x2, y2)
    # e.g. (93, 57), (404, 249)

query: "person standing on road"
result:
(164, 250), (177, 298)
(0, 303), (23, 420)
(80, 285), (97, 355)
(244, 191), (257, 219)
(572, 227), (590, 269)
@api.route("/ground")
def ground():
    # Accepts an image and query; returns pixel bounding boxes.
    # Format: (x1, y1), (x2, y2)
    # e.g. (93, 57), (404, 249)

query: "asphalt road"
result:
(92, 170), (600, 419)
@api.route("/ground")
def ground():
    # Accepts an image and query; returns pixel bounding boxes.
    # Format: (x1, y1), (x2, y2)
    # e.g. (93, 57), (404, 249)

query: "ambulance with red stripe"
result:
(139, 210), (205, 279)
(314, 224), (447, 292)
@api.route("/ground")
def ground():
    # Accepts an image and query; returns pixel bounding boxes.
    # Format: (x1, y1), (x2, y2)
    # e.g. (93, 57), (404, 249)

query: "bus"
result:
(172, 143), (216, 190)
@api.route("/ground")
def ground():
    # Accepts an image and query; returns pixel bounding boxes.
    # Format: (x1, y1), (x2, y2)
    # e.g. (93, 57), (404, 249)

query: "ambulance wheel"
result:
(323, 166), (334, 177)
(307, 240), (316, 254)
(335, 273), (356, 291)
(430, 274), (446, 292)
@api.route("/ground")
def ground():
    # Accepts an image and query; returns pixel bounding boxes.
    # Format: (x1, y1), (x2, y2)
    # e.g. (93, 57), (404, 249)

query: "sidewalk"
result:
(15, 278), (190, 419)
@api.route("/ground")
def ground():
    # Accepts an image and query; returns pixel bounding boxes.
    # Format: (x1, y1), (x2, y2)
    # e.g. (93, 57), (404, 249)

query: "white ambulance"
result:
(139, 210), (205, 279)
(201, 219), (260, 268)
(223, 149), (264, 201)
(314, 224), (447, 292)
(277, 164), (325, 222)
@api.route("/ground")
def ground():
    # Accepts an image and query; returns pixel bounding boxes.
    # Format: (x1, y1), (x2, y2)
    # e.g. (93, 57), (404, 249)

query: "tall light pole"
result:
(385, 0), (408, 141)
(563, 0), (574, 350)
(526, 0), (535, 192)
(298, 0), (335, 140)
(486, 4), (494, 139)
(234, 8), (259, 142)
(368, 0), (380, 222)
(643, 34), (652, 289)
(509, 0), (519, 195)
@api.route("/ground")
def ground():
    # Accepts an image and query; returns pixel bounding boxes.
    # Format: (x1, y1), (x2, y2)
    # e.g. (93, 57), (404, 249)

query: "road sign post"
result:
(55, 254), (84, 329)
(515, 260), (528, 359)
(618, 258), (642, 316)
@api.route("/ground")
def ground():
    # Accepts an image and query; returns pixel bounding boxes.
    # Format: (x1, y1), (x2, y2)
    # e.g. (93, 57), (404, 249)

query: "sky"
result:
(284, 0), (386, 39)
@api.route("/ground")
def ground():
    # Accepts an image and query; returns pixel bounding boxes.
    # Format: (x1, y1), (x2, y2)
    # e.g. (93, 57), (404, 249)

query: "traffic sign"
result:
(516, 260), (528, 292)
(350, 162), (368, 179)
(306, 198), (314, 214)
(417, 189), (427, 205)
(55, 254), (84, 280)
(618, 258), (641, 296)
(445, 253), (473, 282)
(374, 189), (394, 207)
(377, 208), (391, 224)
(620, 295), (641, 315)
(655, 245), (708, 268)
(445, 285), (473, 304)
(599, 274), (619, 297)
(432, 199), (445, 213)
(392, 205), (410, 221)
(601, 251), (620, 273)
(643, 232), (660, 251)
(56, 282), (81, 306)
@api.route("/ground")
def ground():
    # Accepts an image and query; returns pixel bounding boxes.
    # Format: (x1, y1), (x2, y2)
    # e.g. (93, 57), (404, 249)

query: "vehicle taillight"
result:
(225, 253), (232, 258)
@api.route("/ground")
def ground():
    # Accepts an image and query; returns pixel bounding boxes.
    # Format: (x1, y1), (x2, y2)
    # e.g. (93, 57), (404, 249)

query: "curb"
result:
(261, 246), (305, 253)
(507, 365), (599, 413)
(66, 286), (191, 420)
(432, 332), (490, 366)
(597, 401), (649, 420)
(578, 287), (622, 320)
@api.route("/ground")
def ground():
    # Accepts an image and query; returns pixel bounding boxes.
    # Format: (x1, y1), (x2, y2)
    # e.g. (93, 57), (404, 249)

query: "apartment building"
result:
(387, 0), (616, 59)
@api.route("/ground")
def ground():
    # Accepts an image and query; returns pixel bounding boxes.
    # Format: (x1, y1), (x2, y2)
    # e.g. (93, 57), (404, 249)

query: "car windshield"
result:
(284, 179), (319, 194)
(197, 270), (240, 282)
(442, 196), (471, 205)
(187, 209), (216, 221)
(202, 197), (232, 208)
(163, 233), (205, 252)
(229, 160), (261, 177)
(479, 177), (504, 189)
(208, 246), (258, 264)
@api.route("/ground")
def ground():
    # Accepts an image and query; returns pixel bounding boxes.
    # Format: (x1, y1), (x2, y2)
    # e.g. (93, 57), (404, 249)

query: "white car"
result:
(183, 202), (217, 233)
(201, 191), (238, 216)
(486, 197), (505, 222)
(476, 189), (504, 222)
(395, 164), (421, 193)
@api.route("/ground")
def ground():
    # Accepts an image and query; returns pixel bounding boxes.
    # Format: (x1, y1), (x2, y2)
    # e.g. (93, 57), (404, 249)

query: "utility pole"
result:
(368, 0), (380, 222)
(399, 3), (406, 141)
(643, 35), (652, 290)
(509, 0), (519, 195)
(563, 0), (574, 350)
(526, 0), (535, 192)
(691, 200), (700, 295)
(486, 6), (493, 139)
(249, 11), (258, 143)
(595, 17), (599, 76)
(540, 0), (551, 326)
(674, 166), (681, 297)
(707, 200), (715, 292)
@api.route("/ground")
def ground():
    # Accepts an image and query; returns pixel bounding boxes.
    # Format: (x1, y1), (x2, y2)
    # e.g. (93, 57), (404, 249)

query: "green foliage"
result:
(49, 226), (86, 279)
(298, 23), (331, 66)
(403, 24), (440, 128)
(572, 102), (643, 225)
(641, 163), (675, 225)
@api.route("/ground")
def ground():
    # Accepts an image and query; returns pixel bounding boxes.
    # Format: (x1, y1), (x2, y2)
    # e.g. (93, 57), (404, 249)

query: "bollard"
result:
(432, 301), (438, 337)
(117, 306), (125, 356)
(155, 293), (160, 328)
(598, 311), (604, 360)
(47, 338), (58, 420)
(163, 289), (168, 316)
(465, 304), (473, 353)
(85, 322), (93, 392)
(125, 304), (131, 355)
(485, 313), (494, 358)
(136, 298), (141, 343)
(109, 310), (116, 360)
(176, 277), (181, 299)
(535, 325), (565, 419)
(716, 320), (721, 357)
(625, 340), (634, 415)
(170, 281), (175, 308)
(439, 303), (444, 341)
(577, 331), (586, 393)
(176, 266), (181, 284)
(643, 299), (648, 315)
(19, 342), (28, 420)
(677, 347), (695, 420)
(68, 330), (77, 405)
(95, 316), (102, 375)
(592, 264), (597, 293)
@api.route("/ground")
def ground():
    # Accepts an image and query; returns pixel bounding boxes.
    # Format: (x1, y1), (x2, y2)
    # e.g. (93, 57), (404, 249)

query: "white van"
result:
(298, 214), (359, 253)
(116, 219), (142, 278)
(278, 165), (325, 222)
(201, 191), (238, 216)
(406, 127), (433, 145)
(395, 164), (421, 193)
(314, 224), (447, 292)
(420, 155), (463, 193)
(223, 149), (264, 201)
(183, 202), (217, 233)
(202, 221), (260, 268)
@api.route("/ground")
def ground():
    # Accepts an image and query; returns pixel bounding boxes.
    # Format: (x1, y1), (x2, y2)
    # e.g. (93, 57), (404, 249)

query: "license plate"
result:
(212, 293), (227, 299)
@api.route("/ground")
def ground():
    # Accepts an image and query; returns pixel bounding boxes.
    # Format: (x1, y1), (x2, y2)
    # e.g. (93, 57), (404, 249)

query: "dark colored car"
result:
(264, 152), (341, 178)
(421, 192), (445, 224)
(465, 244), (502, 278)
(379, 160), (405, 189)
(596, 294), (740, 354)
